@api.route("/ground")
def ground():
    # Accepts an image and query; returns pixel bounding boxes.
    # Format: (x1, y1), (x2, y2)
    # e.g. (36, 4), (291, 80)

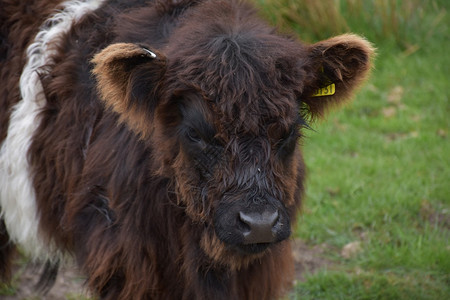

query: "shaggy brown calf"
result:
(0, 0), (374, 299)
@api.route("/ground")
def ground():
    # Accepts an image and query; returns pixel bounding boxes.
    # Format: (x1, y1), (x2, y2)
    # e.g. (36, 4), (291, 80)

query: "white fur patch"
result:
(0, 0), (106, 259)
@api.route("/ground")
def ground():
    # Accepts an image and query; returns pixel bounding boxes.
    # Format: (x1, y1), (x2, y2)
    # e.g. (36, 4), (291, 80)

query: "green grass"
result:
(253, 0), (449, 299)
(290, 269), (449, 300)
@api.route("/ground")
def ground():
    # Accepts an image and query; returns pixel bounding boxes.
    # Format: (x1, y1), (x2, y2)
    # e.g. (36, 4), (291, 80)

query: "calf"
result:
(0, 0), (374, 299)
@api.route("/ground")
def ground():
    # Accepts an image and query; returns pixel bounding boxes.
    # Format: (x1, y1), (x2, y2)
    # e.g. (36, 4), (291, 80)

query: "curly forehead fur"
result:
(164, 1), (306, 137)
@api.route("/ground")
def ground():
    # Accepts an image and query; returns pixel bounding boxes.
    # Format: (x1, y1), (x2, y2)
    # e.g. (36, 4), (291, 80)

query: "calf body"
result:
(0, 0), (374, 299)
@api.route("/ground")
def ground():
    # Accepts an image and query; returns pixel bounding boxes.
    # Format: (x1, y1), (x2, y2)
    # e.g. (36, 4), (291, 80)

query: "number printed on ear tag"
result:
(312, 83), (335, 97)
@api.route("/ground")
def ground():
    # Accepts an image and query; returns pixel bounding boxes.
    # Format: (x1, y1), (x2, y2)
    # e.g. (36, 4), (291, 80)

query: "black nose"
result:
(239, 210), (279, 244)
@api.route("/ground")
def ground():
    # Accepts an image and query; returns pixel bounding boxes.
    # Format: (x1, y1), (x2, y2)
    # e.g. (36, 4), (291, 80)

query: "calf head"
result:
(92, 5), (374, 269)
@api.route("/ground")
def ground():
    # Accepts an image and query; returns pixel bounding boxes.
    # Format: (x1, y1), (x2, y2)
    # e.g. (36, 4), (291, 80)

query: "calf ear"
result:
(301, 34), (375, 119)
(91, 43), (167, 138)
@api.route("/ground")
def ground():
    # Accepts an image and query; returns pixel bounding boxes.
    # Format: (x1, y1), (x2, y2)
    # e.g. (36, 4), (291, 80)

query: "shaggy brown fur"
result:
(0, 0), (374, 298)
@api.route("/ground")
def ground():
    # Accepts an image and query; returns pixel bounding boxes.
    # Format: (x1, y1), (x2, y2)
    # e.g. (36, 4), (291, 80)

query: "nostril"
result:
(237, 213), (251, 232)
(238, 211), (251, 227)
(269, 210), (279, 227)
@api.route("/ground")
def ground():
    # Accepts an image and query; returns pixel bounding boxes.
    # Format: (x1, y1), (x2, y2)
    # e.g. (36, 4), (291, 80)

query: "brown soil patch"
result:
(291, 238), (334, 283)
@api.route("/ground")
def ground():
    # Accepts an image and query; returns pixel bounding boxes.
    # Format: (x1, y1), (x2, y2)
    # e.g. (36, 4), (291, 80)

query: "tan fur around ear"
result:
(316, 33), (375, 86)
(304, 34), (376, 118)
(91, 43), (166, 138)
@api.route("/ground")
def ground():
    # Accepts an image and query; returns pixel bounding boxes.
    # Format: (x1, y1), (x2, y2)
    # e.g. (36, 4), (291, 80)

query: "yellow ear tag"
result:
(312, 83), (335, 97)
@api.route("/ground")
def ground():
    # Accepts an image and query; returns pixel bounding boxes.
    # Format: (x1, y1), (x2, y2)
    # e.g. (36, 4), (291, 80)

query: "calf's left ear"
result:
(92, 43), (167, 138)
(301, 34), (375, 119)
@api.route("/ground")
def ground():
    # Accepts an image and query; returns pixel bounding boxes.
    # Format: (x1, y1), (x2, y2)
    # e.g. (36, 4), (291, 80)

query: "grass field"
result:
(253, 0), (449, 299)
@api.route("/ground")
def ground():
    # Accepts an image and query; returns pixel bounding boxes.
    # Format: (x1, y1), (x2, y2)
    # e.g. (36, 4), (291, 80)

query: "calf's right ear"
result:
(91, 43), (167, 138)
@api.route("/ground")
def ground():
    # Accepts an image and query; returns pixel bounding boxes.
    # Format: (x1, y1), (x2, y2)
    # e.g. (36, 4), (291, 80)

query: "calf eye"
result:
(186, 128), (202, 143)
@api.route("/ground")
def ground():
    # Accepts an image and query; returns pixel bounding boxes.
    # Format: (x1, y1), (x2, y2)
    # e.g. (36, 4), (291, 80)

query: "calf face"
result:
(92, 2), (373, 269)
